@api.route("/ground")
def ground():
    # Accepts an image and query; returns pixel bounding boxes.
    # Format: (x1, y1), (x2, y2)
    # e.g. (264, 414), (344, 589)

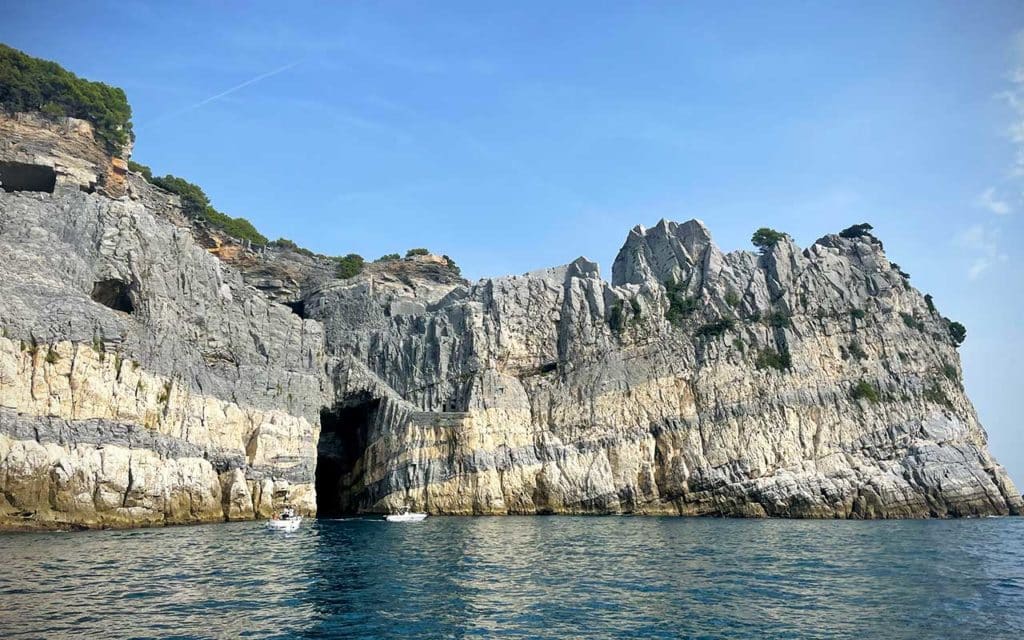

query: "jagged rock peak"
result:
(612, 217), (721, 288)
(1, 105), (1021, 527)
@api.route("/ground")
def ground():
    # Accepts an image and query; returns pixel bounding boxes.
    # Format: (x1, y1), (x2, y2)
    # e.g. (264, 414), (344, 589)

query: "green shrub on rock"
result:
(900, 312), (925, 331)
(755, 348), (791, 371)
(335, 254), (365, 279)
(848, 342), (867, 361)
(890, 262), (910, 279)
(695, 318), (736, 339)
(406, 248), (430, 257)
(269, 238), (315, 257)
(270, 238), (299, 251)
(146, 173), (267, 245)
(664, 280), (697, 326)
(850, 379), (879, 402)
(724, 288), (741, 307)
(205, 209), (268, 246)
(127, 160), (152, 181)
(923, 382), (953, 409)
(839, 223), (874, 239)
(442, 255), (461, 276)
(766, 310), (791, 329)
(751, 228), (787, 253)
(947, 320), (966, 347)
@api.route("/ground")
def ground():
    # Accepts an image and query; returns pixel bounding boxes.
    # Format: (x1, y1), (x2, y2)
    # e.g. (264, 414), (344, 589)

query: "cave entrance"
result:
(0, 161), (57, 193)
(91, 279), (135, 313)
(284, 300), (307, 319)
(315, 396), (379, 517)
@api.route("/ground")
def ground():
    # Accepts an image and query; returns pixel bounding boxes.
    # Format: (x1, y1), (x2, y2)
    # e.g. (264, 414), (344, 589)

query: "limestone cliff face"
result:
(0, 112), (1019, 528)
(0, 115), (321, 529)
(314, 220), (1021, 518)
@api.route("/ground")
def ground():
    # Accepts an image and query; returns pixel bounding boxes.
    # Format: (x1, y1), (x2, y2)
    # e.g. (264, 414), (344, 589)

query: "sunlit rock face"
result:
(0, 115), (321, 529)
(0, 111), (1019, 529)
(313, 219), (1021, 518)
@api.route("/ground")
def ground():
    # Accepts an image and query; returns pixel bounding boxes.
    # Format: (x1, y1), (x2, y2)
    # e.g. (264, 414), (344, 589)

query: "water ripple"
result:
(0, 518), (1023, 638)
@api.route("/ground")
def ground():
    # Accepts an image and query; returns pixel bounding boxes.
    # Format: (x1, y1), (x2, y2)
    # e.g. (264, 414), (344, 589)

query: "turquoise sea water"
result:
(1, 517), (1022, 639)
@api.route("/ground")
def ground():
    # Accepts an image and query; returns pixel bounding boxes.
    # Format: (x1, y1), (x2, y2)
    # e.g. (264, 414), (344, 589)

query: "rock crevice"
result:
(0, 112), (1019, 528)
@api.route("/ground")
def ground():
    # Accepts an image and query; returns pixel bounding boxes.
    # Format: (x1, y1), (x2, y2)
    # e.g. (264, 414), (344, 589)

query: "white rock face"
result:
(314, 220), (1021, 518)
(0, 128), (321, 528)
(0, 113), (1019, 528)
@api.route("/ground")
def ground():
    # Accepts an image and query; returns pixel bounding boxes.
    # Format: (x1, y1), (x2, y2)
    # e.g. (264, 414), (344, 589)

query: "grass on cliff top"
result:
(0, 44), (132, 154)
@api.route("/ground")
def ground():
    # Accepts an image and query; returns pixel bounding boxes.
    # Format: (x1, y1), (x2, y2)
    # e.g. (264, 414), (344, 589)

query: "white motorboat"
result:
(266, 508), (302, 531)
(385, 505), (427, 522)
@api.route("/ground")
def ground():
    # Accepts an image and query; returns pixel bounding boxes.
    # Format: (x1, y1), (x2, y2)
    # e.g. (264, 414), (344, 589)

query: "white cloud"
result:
(957, 224), (1009, 280)
(968, 257), (992, 280)
(959, 32), (1024, 279)
(976, 187), (1012, 215)
(1005, 33), (1024, 177)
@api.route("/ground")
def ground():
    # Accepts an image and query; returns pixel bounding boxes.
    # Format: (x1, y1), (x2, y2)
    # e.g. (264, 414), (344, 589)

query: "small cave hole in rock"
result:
(0, 161), (57, 193)
(315, 396), (378, 517)
(285, 300), (307, 319)
(91, 279), (135, 313)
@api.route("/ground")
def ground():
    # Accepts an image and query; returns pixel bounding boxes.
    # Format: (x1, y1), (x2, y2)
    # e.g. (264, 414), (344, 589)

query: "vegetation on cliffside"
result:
(751, 227), (788, 252)
(127, 163), (268, 245)
(0, 44), (132, 153)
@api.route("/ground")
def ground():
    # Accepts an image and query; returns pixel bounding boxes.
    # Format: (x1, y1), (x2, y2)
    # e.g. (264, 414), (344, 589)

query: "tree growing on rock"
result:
(839, 223), (874, 239)
(947, 320), (967, 347)
(442, 255), (461, 276)
(751, 228), (787, 253)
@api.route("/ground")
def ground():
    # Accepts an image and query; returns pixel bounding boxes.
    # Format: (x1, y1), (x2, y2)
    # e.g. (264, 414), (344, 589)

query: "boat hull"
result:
(385, 513), (427, 522)
(266, 517), (302, 531)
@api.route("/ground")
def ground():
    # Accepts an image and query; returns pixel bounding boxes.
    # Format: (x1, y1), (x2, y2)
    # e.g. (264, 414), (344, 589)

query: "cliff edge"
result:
(312, 219), (1021, 518)
(0, 107), (1019, 528)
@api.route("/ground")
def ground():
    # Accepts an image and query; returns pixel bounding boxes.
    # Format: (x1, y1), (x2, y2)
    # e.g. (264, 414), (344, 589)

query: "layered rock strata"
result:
(0, 121), (321, 528)
(1, 110), (1019, 528)
(313, 220), (1022, 518)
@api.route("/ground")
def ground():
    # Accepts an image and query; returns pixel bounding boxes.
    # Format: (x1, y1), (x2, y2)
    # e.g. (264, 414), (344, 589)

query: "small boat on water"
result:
(385, 505), (427, 522)
(266, 507), (302, 531)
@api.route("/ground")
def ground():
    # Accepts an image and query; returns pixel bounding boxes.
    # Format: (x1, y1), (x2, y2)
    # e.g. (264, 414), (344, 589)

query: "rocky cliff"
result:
(0, 113), (321, 529)
(0, 111), (1019, 528)
(314, 220), (1021, 518)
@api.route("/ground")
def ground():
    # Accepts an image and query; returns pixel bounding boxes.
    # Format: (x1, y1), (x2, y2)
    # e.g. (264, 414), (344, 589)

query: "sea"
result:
(1, 516), (1022, 639)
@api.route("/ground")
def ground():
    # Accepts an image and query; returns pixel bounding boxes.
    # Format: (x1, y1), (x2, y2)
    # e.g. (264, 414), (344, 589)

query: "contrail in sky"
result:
(140, 61), (300, 128)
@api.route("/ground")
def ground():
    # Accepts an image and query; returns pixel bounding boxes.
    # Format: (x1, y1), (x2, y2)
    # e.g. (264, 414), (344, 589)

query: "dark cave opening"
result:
(315, 397), (378, 517)
(0, 161), (57, 193)
(284, 300), (307, 319)
(91, 279), (135, 313)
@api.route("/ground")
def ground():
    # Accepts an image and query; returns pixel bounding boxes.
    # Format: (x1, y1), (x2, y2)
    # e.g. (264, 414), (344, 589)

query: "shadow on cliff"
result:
(315, 395), (378, 517)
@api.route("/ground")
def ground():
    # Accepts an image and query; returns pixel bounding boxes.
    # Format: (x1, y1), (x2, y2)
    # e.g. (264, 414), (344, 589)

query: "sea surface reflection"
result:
(1, 517), (1022, 638)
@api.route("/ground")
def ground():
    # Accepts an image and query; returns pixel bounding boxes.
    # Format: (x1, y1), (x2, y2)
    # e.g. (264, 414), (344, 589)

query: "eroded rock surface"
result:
(0, 131), (321, 528)
(0, 111), (1019, 528)
(314, 220), (1021, 518)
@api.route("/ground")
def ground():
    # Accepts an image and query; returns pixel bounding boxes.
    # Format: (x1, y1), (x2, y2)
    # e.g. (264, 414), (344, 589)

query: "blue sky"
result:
(4, 1), (1023, 486)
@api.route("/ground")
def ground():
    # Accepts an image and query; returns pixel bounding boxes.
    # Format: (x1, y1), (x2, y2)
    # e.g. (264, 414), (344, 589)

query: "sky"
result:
(3, 1), (1023, 487)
